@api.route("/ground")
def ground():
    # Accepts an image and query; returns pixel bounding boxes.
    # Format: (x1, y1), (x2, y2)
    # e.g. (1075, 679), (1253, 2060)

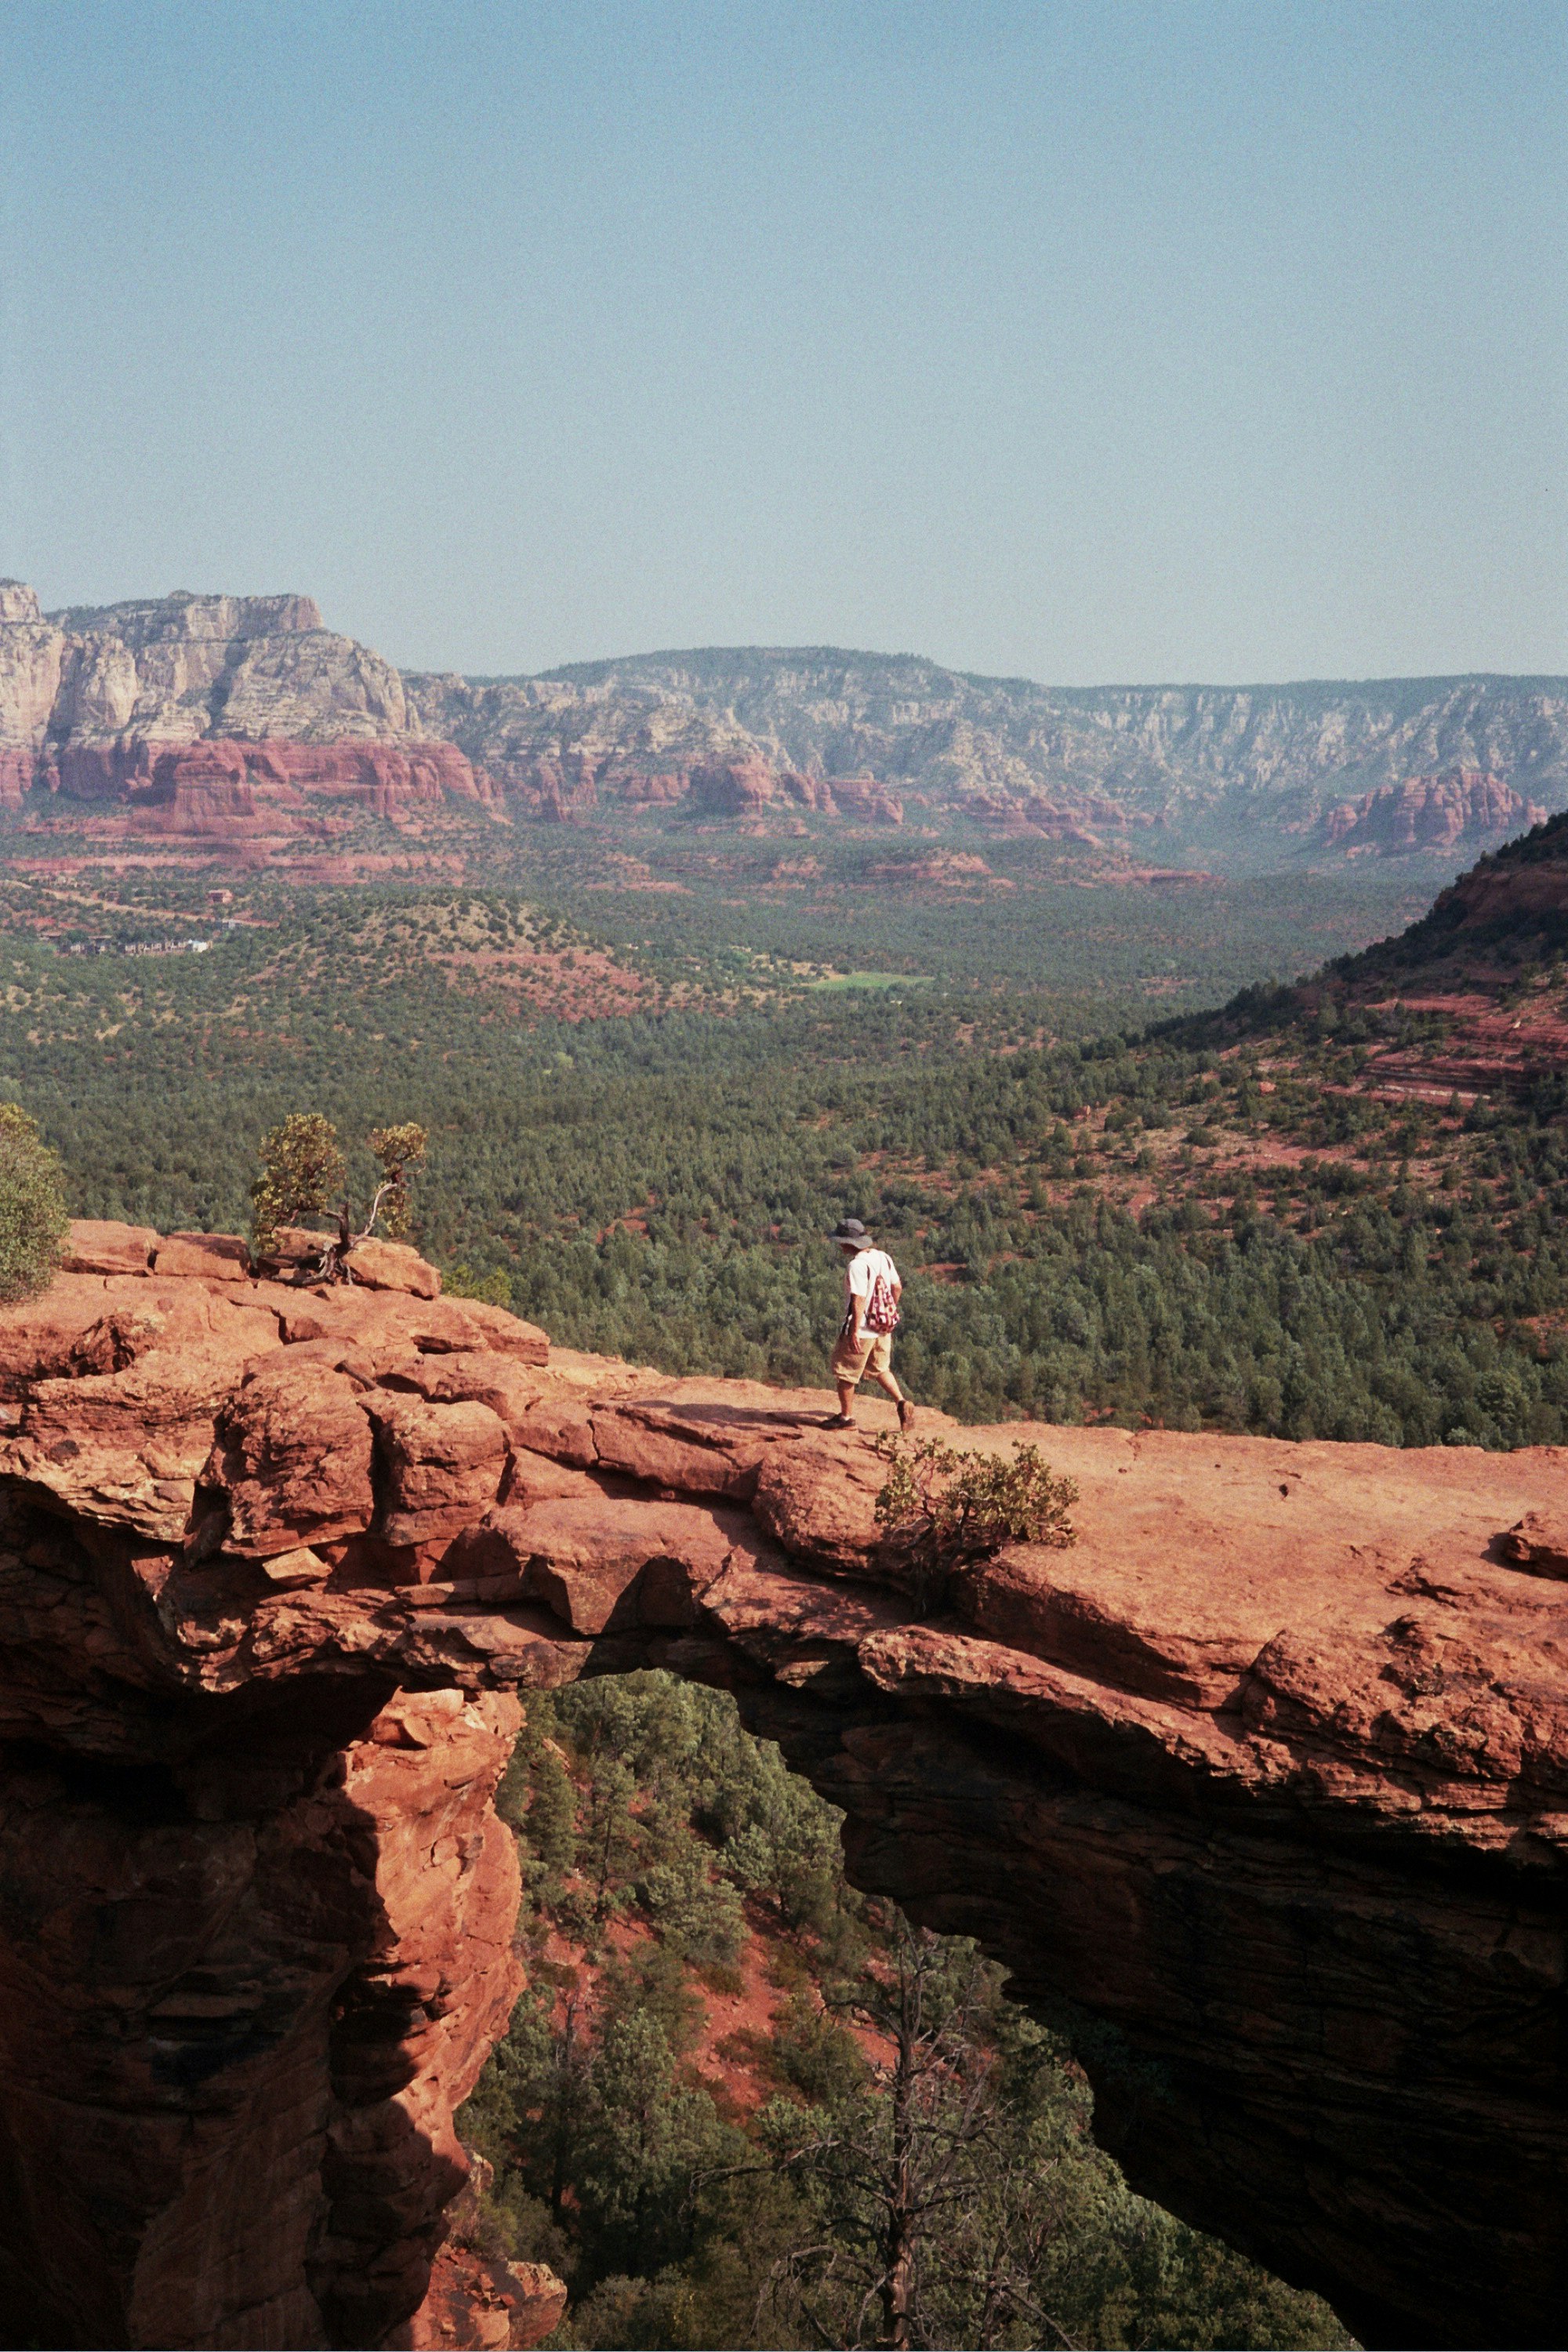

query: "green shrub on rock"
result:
(873, 1433), (1077, 1603)
(250, 1112), (347, 1254)
(249, 1111), (428, 1272)
(0, 1105), (67, 1303)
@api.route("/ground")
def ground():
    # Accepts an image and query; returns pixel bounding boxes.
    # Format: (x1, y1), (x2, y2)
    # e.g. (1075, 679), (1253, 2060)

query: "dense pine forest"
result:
(457, 1673), (1350, 2352)
(5, 825), (1563, 2349)
(1, 856), (1563, 1448)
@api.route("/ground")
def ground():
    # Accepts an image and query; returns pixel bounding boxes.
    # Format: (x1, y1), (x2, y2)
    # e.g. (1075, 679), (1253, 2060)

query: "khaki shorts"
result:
(832, 1327), (893, 1383)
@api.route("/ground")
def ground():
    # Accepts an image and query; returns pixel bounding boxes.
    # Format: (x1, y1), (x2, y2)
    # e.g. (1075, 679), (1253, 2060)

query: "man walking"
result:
(826, 1216), (916, 1432)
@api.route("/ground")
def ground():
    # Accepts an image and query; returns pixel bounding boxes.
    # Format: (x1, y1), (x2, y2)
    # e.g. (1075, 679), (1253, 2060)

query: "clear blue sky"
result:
(1, 1), (1563, 683)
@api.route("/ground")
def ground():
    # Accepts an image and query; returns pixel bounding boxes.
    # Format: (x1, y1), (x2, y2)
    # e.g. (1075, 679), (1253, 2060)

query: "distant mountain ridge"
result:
(0, 583), (499, 847)
(417, 646), (1568, 851)
(3, 581), (1565, 860)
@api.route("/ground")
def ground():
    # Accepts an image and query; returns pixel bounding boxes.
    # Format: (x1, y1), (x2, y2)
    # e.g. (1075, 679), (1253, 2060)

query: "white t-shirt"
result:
(842, 1247), (900, 1327)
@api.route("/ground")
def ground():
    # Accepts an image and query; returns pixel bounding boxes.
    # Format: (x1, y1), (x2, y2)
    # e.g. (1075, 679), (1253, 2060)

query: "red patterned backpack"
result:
(865, 1263), (902, 1334)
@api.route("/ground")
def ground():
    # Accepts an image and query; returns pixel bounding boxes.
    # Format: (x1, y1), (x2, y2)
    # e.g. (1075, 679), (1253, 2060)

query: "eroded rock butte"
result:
(0, 1229), (1561, 2349)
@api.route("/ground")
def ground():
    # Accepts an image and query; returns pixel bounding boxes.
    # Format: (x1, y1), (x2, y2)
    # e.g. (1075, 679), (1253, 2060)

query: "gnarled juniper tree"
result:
(250, 1112), (428, 1280)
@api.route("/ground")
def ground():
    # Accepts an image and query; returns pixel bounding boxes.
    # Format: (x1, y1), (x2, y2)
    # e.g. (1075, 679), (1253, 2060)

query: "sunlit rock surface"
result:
(0, 1227), (1561, 2347)
(6, 583), (1568, 844)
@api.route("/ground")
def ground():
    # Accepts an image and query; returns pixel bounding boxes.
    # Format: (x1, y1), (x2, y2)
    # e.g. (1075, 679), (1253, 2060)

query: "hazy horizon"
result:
(20, 578), (1568, 698)
(3, 2), (1563, 685)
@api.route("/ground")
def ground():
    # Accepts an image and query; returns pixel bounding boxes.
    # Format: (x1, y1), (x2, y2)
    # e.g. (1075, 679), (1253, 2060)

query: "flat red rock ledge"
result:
(0, 1225), (1559, 2352)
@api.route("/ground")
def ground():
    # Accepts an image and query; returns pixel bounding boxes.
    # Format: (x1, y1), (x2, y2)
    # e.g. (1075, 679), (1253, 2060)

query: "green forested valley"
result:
(2, 866), (1564, 1448)
(458, 1673), (1350, 2352)
(3, 837), (1560, 2350)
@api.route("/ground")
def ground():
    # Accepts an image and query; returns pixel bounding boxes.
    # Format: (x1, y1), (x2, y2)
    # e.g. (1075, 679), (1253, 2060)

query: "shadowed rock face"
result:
(0, 1230), (1562, 2349)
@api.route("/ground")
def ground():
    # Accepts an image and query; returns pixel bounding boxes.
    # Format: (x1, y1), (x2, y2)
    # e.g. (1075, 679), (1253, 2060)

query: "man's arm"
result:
(848, 1254), (872, 1338)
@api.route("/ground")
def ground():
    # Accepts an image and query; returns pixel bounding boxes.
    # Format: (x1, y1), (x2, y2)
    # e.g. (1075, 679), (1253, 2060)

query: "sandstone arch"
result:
(0, 1232), (1560, 2349)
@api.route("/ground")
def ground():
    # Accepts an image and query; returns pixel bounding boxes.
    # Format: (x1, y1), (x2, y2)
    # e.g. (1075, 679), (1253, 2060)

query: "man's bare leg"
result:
(870, 1366), (916, 1428)
(833, 1366), (913, 1431)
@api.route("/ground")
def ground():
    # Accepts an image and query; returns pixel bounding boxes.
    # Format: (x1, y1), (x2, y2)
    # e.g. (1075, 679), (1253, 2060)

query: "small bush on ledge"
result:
(0, 1105), (68, 1303)
(444, 1261), (515, 1307)
(872, 1433), (1077, 1604)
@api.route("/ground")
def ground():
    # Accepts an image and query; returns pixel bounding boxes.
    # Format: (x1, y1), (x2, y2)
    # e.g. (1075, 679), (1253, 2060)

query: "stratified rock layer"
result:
(0, 588), (499, 841)
(1318, 768), (1549, 855)
(412, 651), (1568, 840)
(0, 1231), (1562, 2348)
(7, 583), (1568, 845)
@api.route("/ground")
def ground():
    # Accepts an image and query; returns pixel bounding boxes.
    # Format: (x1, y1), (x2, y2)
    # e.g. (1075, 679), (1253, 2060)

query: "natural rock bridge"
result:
(0, 1225), (1561, 2350)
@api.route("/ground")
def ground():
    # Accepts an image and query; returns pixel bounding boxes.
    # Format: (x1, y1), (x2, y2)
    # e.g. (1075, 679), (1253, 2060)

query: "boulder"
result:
(484, 1491), (739, 1632)
(592, 1400), (762, 1498)
(344, 1237), (443, 1298)
(0, 1342), (250, 1541)
(752, 1434), (887, 1569)
(508, 1399), (597, 1468)
(263, 1224), (332, 1273)
(205, 1356), (376, 1556)
(258, 1544), (331, 1589)
(376, 1348), (546, 1432)
(445, 1294), (550, 1365)
(67, 1305), (169, 1375)
(1497, 1509), (1568, 1579)
(406, 2240), (566, 2351)
(152, 1231), (251, 1282)
(60, 1218), (157, 1276)
(0, 1279), (181, 1395)
(498, 1449), (604, 1508)
(365, 1395), (510, 1548)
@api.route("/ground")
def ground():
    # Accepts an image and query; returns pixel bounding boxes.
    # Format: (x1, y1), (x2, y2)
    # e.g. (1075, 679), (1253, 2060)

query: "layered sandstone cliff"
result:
(0, 1228), (1560, 2349)
(0, 586), (499, 833)
(7, 582), (1568, 848)
(1318, 769), (1549, 856)
(413, 649), (1568, 842)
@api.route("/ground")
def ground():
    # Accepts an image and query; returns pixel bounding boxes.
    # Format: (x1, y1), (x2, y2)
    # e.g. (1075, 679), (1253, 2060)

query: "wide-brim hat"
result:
(828, 1217), (874, 1244)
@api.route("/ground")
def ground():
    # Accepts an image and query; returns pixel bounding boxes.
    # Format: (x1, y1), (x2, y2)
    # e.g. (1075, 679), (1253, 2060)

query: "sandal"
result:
(822, 1414), (858, 1430)
(898, 1397), (916, 1432)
